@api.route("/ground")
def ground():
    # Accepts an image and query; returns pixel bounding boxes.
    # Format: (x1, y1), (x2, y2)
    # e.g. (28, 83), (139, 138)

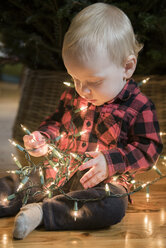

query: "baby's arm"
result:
(79, 102), (163, 188)
(101, 103), (163, 178)
(38, 90), (69, 141)
(23, 90), (70, 157)
(79, 151), (108, 189)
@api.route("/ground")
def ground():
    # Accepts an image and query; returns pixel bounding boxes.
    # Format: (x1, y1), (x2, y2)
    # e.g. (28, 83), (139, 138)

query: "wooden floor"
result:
(0, 176), (166, 248)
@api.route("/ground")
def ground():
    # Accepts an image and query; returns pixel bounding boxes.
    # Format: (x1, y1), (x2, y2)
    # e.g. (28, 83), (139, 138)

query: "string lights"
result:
(20, 124), (31, 135)
(142, 77), (150, 84)
(39, 167), (44, 185)
(74, 130), (87, 137)
(160, 132), (166, 136)
(146, 185), (150, 202)
(63, 81), (74, 88)
(8, 139), (25, 152)
(73, 201), (78, 221)
(11, 153), (22, 169)
(137, 77), (150, 87)
(105, 184), (110, 196)
(16, 176), (29, 192)
(153, 165), (163, 176)
(74, 106), (88, 113)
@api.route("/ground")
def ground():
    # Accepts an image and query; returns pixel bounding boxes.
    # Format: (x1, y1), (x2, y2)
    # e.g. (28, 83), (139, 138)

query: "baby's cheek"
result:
(74, 86), (81, 96)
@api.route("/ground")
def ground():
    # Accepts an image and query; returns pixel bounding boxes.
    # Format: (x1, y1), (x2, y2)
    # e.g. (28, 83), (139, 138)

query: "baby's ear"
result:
(123, 55), (137, 79)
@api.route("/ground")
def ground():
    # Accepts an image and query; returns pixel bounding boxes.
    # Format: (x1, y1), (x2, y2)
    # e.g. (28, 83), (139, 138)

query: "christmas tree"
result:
(0, 0), (166, 74)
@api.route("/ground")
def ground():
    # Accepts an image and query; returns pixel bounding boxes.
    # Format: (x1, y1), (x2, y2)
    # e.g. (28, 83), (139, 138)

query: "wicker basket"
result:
(13, 68), (70, 142)
(12, 68), (70, 165)
(134, 75), (166, 182)
(137, 75), (166, 154)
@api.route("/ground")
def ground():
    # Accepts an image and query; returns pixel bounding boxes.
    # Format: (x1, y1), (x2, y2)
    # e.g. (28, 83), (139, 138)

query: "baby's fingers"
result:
(27, 144), (48, 157)
(80, 167), (96, 185)
(23, 136), (45, 149)
(23, 131), (46, 148)
(79, 158), (96, 171)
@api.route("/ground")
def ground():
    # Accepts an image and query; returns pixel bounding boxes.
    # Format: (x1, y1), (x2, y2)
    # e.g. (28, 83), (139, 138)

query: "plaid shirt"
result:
(39, 79), (163, 188)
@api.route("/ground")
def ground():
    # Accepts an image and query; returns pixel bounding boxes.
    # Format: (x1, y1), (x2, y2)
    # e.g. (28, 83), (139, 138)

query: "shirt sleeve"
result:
(102, 103), (163, 178)
(38, 90), (68, 141)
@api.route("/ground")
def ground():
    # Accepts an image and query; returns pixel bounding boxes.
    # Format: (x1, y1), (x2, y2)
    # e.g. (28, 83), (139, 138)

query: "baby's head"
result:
(62, 3), (143, 106)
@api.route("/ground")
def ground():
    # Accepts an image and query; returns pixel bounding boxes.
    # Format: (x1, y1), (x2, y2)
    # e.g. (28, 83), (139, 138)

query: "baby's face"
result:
(63, 53), (126, 106)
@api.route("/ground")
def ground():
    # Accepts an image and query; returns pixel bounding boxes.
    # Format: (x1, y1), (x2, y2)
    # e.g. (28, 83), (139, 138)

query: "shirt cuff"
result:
(102, 148), (126, 178)
(39, 131), (51, 141)
(38, 127), (59, 142)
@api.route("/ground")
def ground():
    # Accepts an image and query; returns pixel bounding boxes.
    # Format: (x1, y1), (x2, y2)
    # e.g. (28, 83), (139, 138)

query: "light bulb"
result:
(73, 210), (78, 221)
(80, 106), (88, 111)
(17, 183), (24, 192)
(73, 201), (78, 221)
(142, 77), (150, 84)
(63, 81), (71, 87)
(20, 124), (31, 135)
(8, 139), (16, 146)
(11, 153), (22, 168)
(105, 184), (110, 196)
(142, 183), (147, 188)
(95, 145), (99, 152)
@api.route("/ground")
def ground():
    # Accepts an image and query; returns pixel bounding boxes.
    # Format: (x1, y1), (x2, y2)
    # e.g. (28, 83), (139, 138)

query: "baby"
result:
(0, 2), (163, 239)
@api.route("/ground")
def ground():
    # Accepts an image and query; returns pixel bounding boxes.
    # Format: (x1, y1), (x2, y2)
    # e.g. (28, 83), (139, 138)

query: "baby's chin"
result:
(88, 100), (105, 106)
(89, 98), (114, 106)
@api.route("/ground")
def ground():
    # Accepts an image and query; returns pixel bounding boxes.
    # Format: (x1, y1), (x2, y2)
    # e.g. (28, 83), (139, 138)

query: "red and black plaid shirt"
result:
(39, 79), (163, 187)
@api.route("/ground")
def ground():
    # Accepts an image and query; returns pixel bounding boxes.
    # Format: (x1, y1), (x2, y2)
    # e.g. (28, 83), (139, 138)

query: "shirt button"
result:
(82, 142), (86, 147)
(86, 121), (91, 127)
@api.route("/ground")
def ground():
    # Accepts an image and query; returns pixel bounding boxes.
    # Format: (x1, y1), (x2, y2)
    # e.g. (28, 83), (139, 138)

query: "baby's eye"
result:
(88, 80), (103, 86)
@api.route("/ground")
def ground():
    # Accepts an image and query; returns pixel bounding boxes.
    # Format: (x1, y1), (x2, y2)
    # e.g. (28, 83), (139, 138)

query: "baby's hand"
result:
(23, 131), (48, 157)
(79, 151), (108, 189)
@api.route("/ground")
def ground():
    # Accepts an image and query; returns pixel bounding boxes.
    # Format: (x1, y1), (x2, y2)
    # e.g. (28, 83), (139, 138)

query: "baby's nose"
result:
(81, 85), (91, 94)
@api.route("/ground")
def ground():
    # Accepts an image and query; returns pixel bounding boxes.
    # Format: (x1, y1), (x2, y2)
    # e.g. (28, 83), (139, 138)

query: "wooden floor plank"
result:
(0, 178), (166, 248)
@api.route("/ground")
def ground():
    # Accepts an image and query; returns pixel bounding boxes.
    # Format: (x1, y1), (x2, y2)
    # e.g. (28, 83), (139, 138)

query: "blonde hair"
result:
(62, 3), (143, 66)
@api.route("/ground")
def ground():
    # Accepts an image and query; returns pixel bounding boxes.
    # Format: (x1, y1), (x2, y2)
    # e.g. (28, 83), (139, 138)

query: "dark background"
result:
(0, 0), (166, 77)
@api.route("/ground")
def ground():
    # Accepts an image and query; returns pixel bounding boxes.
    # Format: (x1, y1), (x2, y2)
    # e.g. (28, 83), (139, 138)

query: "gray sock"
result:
(13, 202), (43, 239)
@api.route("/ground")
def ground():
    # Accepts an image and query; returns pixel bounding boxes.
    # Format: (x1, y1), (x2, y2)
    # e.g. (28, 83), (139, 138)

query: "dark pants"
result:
(0, 170), (128, 230)
(0, 172), (43, 217)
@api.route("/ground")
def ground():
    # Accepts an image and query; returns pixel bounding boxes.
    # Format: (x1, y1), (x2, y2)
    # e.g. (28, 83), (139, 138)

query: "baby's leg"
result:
(13, 202), (43, 239)
(42, 183), (128, 230)
(0, 174), (22, 217)
(0, 171), (43, 218)
(12, 183), (127, 239)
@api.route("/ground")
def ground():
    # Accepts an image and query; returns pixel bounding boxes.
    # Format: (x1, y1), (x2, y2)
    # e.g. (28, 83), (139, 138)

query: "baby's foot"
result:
(13, 202), (43, 239)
